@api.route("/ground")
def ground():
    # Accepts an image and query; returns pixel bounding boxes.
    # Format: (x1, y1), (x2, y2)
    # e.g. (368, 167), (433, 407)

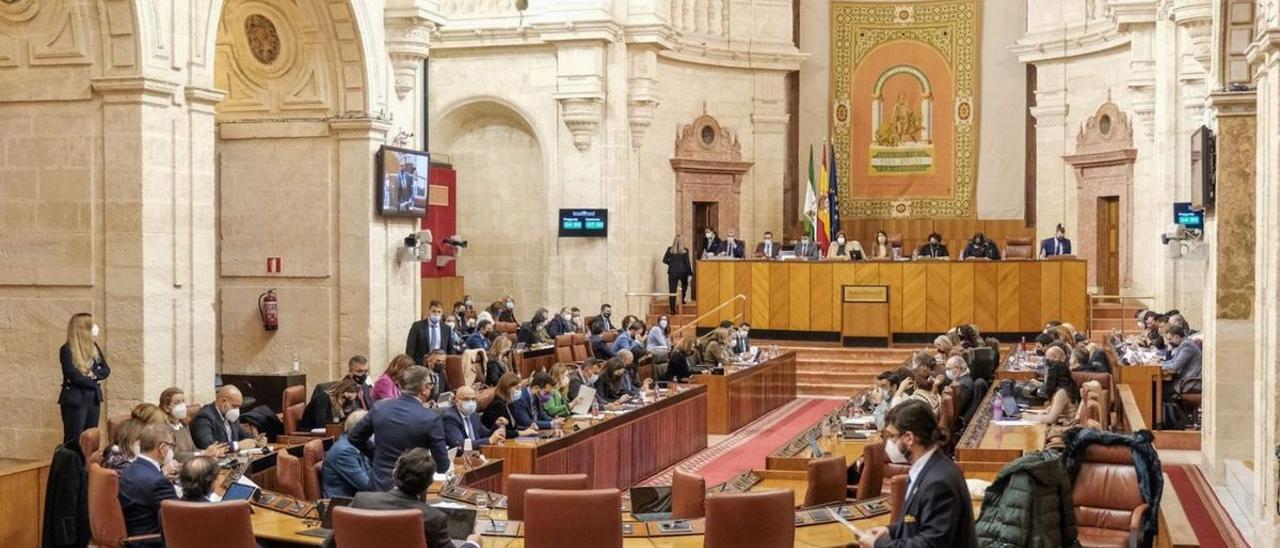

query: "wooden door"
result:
(1097, 197), (1120, 295)
(693, 201), (719, 256)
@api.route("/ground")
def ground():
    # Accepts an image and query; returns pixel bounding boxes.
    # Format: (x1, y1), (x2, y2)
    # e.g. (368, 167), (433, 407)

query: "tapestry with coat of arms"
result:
(829, 0), (980, 218)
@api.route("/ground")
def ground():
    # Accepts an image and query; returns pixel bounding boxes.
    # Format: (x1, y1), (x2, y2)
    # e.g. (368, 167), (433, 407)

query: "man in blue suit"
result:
(511, 372), (561, 432)
(441, 386), (505, 450)
(465, 319), (493, 350)
(1040, 223), (1073, 258)
(610, 321), (645, 356)
(321, 410), (373, 498)
(347, 366), (451, 491)
(118, 423), (177, 548)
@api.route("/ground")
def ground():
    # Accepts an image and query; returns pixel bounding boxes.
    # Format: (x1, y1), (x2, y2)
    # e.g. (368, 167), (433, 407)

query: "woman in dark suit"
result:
(59, 313), (111, 444)
(662, 235), (693, 314)
(481, 373), (537, 438)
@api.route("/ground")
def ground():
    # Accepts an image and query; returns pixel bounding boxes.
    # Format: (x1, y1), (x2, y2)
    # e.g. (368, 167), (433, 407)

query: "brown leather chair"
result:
(106, 413), (130, 439)
(939, 393), (957, 445)
(476, 387), (497, 412)
(671, 468), (706, 519)
(554, 334), (576, 364)
(888, 473), (909, 524)
(1073, 372), (1113, 428)
(1004, 236), (1035, 259)
(852, 441), (886, 499)
(704, 489), (796, 548)
(803, 454), (848, 508)
(283, 402), (306, 436)
(571, 333), (590, 361)
(282, 385), (306, 413)
(524, 488), (622, 548)
(602, 331), (618, 344)
(160, 500), (257, 548)
(444, 355), (465, 392)
(496, 321), (518, 335)
(79, 427), (101, 462)
(301, 439), (325, 500)
(332, 506), (426, 548)
(1077, 388), (1105, 430)
(1073, 444), (1149, 547)
(88, 463), (161, 548)
(507, 473), (590, 521)
(276, 450), (306, 500)
(888, 234), (904, 257)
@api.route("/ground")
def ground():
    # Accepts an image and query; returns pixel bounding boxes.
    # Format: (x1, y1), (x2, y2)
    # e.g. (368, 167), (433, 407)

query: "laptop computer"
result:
(629, 485), (673, 522)
(435, 506), (479, 540)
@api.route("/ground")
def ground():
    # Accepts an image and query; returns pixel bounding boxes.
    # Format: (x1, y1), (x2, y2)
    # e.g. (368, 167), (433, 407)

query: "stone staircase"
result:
(645, 298), (698, 335)
(1088, 298), (1149, 342)
(774, 345), (918, 397)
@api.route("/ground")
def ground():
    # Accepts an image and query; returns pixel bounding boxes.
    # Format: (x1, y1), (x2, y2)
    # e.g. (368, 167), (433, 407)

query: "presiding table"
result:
(481, 383), (708, 490)
(691, 352), (798, 434)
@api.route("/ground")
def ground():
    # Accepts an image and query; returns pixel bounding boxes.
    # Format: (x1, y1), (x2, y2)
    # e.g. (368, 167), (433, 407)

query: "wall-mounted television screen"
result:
(1173, 202), (1204, 230)
(377, 145), (429, 218)
(559, 209), (608, 237)
(1189, 126), (1215, 211)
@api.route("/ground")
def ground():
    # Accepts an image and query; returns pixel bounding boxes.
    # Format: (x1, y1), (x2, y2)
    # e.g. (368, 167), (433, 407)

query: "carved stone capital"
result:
(554, 94), (604, 152)
(1172, 0), (1213, 74)
(628, 96), (659, 150)
(91, 76), (181, 106)
(385, 15), (436, 100)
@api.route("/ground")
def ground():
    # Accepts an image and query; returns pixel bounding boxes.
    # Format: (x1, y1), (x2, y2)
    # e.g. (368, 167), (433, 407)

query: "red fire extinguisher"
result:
(258, 289), (279, 331)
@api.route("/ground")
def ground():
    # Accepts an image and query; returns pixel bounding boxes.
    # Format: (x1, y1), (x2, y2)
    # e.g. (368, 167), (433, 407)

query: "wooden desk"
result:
(1117, 365), (1164, 428)
(691, 352), (797, 434)
(766, 399), (871, 472)
(695, 258), (1088, 338)
(955, 384), (1047, 473)
(512, 346), (556, 378)
(481, 385), (708, 491)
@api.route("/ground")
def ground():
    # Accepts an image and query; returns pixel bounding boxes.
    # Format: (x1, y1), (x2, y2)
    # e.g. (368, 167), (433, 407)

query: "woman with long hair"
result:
(486, 336), (515, 386)
(159, 387), (227, 462)
(301, 377), (361, 431)
(826, 231), (866, 260)
(1035, 359), (1081, 425)
(59, 313), (111, 444)
(871, 230), (893, 259)
(373, 354), (414, 402)
(481, 372), (538, 438)
(662, 235), (693, 313)
(595, 357), (640, 405)
(101, 417), (144, 470)
(541, 363), (574, 418)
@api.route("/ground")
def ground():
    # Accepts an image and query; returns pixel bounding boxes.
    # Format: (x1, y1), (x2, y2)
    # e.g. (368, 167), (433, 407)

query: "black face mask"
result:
(1034, 349), (1045, 357)
(351, 374), (367, 385)
(603, 311), (612, 318)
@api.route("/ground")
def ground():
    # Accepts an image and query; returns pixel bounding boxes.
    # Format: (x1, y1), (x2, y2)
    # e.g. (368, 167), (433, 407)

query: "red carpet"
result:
(641, 397), (845, 487)
(1165, 464), (1250, 547)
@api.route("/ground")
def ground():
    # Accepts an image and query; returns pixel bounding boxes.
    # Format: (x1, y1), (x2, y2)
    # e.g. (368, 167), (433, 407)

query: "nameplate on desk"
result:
(481, 520), (520, 537)
(440, 485), (507, 509)
(842, 285), (888, 303)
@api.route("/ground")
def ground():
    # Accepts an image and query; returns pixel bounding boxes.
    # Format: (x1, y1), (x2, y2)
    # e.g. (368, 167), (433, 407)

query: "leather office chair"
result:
(938, 393), (957, 448)
(282, 385), (306, 413)
(704, 489), (796, 548)
(1004, 236), (1035, 259)
(602, 331), (618, 344)
(524, 489), (622, 548)
(444, 355), (465, 392)
(1077, 387), (1105, 430)
(283, 402), (306, 436)
(1073, 444), (1149, 547)
(1072, 372), (1113, 429)
(107, 413), (130, 439)
(275, 451), (306, 500)
(332, 507), (426, 548)
(851, 441), (886, 499)
(571, 333), (590, 361)
(671, 468), (706, 519)
(554, 334), (576, 363)
(301, 438), (325, 500)
(507, 473), (590, 521)
(88, 463), (162, 548)
(803, 454), (848, 508)
(888, 235), (904, 257)
(160, 500), (257, 548)
(888, 474), (909, 524)
(79, 427), (101, 462)
(476, 387), (496, 412)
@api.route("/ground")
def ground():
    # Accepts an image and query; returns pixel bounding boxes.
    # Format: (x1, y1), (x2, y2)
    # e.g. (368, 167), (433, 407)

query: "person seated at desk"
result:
(300, 377), (361, 432)
(870, 230), (894, 259)
(518, 310), (554, 346)
(891, 367), (941, 416)
(960, 232), (1001, 260)
(444, 315), (465, 353)
(424, 350), (452, 401)
(515, 373), (564, 431)
(547, 307), (575, 338)
(347, 365), (451, 491)
(1071, 346), (1110, 374)
(855, 400), (977, 548)
(568, 358), (604, 400)
(719, 229), (745, 258)
(611, 321), (646, 357)
(597, 303), (618, 331)
(118, 424), (177, 548)
(827, 231), (866, 260)
(701, 328), (734, 368)
(465, 319), (494, 351)
(944, 357), (976, 426)
(322, 410), (373, 498)
(451, 301), (472, 336)
(101, 417), (145, 471)
(341, 355), (374, 410)
(158, 387), (227, 462)
(793, 234), (820, 260)
(177, 456), (218, 502)
(915, 232), (949, 259)
(322, 448), (482, 548)
(441, 387), (505, 450)
(754, 231), (782, 259)
(1040, 223), (1073, 258)
(666, 338), (698, 382)
(1162, 326), (1202, 399)
(645, 316), (672, 365)
(596, 357), (645, 407)
(485, 336), (515, 387)
(191, 385), (262, 451)
(541, 364), (575, 419)
(373, 354), (413, 403)
(497, 295), (518, 324)
(730, 322), (752, 355)
(700, 228), (722, 258)
(588, 320), (614, 359)
(482, 373), (543, 438)
(1031, 353), (1081, 426)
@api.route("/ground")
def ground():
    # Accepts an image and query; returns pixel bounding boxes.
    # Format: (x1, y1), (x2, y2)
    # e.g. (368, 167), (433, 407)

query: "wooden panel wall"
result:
(694, 354), (798, 434)
(0, 461), (49, 548)
(829, 219), (1034, 255)
(421, 276), (465, 317)
(696, 259), (1088, 334)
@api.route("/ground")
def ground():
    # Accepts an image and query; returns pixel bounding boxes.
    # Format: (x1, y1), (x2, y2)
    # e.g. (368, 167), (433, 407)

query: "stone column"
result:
(750, 72), (791, 239)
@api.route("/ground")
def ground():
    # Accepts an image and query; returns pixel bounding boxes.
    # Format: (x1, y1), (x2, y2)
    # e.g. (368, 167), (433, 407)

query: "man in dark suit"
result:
(546, 307), (574, 338)
(944, 356), (976, 427)
(190, 385), (261, 450)
(345, 355), (374, 410)
(597, 303), (617, 331)
(464, 319), (493, 351)
(589, 321), (614, 359)
(511, 373), (561, 432)
(856, 400), (976, 548)
(118, 424), (177, 547)
(322, 448), (481, 548)
(441, 386), (505, 450)
(720, 229), (745, 258)
(916, 232), (950, 259)
(700, 228), (721, 258)
(730, 322), (752, 355)
(1040, 223), (1073, 258)
(754, 231), (782, 259)
(347, 366), (451, 491)
(793, 234), (820, 260)
(407, 300), (455, 364)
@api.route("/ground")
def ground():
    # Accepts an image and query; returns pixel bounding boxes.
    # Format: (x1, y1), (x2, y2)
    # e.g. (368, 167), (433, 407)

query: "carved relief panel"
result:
(0, 0), (94, 102)
(1063, 98), (1137, 293)
(670, 113), (753, 251)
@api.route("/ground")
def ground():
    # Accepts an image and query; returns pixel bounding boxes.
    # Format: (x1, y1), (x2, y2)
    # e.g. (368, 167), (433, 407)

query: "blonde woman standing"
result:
(59, 313), (111, 443)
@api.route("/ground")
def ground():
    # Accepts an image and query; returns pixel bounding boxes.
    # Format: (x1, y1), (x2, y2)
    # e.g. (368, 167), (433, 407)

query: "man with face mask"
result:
(497, 296), (518, 323)
(754, 230), (782, 259)
(720, 229), (745, 258)
(441, 386), (506, 450)
(1039, 223), (1072, 258)
(348, 366), (451, 490)
(857, 399), (977, 548)
(568, 359), (604, 404)
(547, 306), (574, 338)
(701, 228), (721, 259)
(794, 234), (820, 260)
(407, 300), (455, 365)
(730, 322), (752, 355)
(344, 355), (374, 409)
(597, 303), (617, 331)
(191, 385), (259, 451)
(118, 423), (178, 548)
(465, 319), (494, 350)
(944, 356), (975, 427)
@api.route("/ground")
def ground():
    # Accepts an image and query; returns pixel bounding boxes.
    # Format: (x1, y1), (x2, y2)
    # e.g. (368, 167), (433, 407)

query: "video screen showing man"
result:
(381, 149), (428, 217)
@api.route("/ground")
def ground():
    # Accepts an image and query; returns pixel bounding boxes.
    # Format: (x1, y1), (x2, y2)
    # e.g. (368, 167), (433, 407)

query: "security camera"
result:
(399, 230), (433, 262)
(443, 236), (468, 249)
(1160, 224), (1186, 246)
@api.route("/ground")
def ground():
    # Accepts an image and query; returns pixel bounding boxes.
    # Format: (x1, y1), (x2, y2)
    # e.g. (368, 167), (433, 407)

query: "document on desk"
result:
(570, 387), (596, 414)
(992, 419), (1038, 426)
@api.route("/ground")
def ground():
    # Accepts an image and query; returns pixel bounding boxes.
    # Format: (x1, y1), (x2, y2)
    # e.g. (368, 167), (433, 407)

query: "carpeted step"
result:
(799, 382), (870, 397)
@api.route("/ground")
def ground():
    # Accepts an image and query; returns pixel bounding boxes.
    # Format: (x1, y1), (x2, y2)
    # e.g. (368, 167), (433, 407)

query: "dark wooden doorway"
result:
(1097, 196), (1121, 295)
(693, 201), (719, 257)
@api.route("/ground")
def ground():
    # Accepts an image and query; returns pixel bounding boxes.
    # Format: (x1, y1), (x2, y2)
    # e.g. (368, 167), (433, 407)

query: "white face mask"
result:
(224, 406), (240, 423)
(171, 403), (188, 420)
(945, 369), (958, 381)
(764, 238), (772, 244)
(585, 373), (598, 385)
(659, 320), (668, 329)
(91, 323), (100, 338)
(430, 313), (442, 323)
(885, 438), (909, 464)
(505, 301), (514, 309)
(837, 237), (846, 244)
(460, 400), (478, 415)
(562, 313), (571, 322)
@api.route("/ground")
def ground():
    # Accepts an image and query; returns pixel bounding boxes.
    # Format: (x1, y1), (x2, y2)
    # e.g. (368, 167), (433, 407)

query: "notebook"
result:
(570, 386), (596, 414)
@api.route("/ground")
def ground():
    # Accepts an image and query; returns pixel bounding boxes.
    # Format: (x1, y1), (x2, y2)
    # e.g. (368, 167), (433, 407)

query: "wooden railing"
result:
(1117, 384), (1148, 432)
(671, 293), (745, 338)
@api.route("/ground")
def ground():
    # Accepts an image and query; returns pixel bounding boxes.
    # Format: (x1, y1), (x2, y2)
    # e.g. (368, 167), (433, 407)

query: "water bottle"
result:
(291, 353), (300, 373)
(463, 437), (473, 453)
(992, 397), (1003, 421)
(591, 399), (600, 418)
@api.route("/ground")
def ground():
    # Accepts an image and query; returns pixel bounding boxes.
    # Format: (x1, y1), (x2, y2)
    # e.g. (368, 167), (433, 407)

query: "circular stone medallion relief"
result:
(244, 14), (281, 65)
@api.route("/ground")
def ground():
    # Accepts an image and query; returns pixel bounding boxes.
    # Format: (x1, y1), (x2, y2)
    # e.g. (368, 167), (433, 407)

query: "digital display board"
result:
(559, 209), (608, 238)
(1173, 202), (1204, 230)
